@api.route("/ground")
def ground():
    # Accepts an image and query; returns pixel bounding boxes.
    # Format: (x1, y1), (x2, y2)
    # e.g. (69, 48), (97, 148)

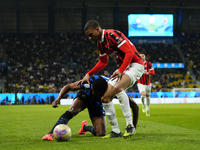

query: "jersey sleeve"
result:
(109, 31), (134, 73)
(117, 41), (135, 73)
(148, 62), (155, 75)
(87, 51), (108, 76)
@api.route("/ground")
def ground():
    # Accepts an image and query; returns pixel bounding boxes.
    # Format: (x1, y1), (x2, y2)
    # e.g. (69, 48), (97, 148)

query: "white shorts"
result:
(108, 63), (144, 90)
(137, 83), (151, 95)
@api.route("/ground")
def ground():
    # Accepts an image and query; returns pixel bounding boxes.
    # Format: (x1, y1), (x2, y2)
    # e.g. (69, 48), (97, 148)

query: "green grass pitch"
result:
(0, 103), (200, 150)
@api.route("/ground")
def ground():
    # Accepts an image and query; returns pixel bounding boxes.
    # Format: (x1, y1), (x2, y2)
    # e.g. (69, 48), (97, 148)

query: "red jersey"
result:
(88, 29), (143, 75)
(137, 61), (155, 85)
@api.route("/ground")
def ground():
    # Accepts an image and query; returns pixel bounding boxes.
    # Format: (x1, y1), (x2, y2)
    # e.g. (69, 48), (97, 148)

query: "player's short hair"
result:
(93, 78), (108, 96)
(84, 20), (101, 31)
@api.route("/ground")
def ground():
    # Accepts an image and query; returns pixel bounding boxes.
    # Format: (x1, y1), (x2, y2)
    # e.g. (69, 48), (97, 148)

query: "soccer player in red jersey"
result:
(137, 54), (155, 116)
(79, 20), (144, 138)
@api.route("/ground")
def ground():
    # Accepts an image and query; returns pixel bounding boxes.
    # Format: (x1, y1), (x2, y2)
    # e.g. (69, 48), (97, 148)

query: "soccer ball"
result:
(53, 124), (72, 142)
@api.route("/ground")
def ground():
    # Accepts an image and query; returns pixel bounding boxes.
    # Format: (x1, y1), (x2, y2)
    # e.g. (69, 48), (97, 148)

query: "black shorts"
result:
(76, 90), (105, 118)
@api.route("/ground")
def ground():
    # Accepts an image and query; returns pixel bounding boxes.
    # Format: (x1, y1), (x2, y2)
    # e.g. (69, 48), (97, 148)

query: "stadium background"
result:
(0, 0), (200, 105)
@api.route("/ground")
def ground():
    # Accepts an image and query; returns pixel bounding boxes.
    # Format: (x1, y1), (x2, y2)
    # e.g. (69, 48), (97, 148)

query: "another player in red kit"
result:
(137, 54), (155, 116)
(79, 20), (144, 138)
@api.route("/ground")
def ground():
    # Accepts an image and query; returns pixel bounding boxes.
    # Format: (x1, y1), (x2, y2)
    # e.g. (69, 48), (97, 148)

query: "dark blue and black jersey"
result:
(75, 75), (108, 118)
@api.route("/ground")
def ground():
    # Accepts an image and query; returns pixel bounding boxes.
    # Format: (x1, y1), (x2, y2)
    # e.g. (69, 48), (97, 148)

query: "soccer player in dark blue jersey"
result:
(42, 75), (107, 141)
(42, 75), (139, 141)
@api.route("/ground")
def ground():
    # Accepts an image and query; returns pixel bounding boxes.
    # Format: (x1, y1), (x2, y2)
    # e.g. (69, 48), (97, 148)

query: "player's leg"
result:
(145, 85), (151, 116)
(49, 98), (86, 134)
(82, 116), (106, 136)
(108, 77), (133, 126)
(146, 95), (150, 116)
(117, 63), (144, 138)
(115, 76), (133, 125)
(101, 83), (122, 137)
(79, 94), (115, 137)
(42, 98), (86, 141)
(128, 96), (139, 129)
(102, 101), (122, 138)
(137, 84), (146, 113)
(109, 75), (135, 138)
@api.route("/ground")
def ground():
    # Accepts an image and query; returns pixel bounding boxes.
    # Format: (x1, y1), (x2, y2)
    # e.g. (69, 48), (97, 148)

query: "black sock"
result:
(83, 125), (96, 136)
(48, 111), (73, 134)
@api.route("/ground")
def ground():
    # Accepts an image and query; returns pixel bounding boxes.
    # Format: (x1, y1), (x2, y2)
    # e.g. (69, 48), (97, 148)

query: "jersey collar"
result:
(100, 29), (105, 43)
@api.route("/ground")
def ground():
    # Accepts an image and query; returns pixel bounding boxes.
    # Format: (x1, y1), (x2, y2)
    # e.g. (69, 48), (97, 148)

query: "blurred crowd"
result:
(0, 32), (199, 94)
(1, 33), (97, 93)
(176, 33), (200, 80)
(0, 94), (55, 105)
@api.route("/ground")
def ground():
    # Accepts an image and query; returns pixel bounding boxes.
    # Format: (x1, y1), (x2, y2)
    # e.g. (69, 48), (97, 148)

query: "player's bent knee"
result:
(101, 96), (112, 103)
(140, 91), (146, 96)
(113, 86), (123, 94)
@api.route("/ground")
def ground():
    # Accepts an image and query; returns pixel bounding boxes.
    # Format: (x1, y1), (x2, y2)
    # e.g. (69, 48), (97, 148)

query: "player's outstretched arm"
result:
(78, 55), (108, 86)
(52, 81), (81, 108)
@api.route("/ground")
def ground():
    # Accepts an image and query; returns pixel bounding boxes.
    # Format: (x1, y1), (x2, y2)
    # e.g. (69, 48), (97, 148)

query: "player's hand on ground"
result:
(110, 70), (122, 81)
(77, 73), (90, 86)
(52, 99), (59, 108)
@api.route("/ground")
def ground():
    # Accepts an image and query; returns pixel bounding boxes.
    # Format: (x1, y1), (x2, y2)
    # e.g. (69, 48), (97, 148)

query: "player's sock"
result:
(146, 97), (150, 116)
(83, 125), (96, 136)
(48, 111), (73, 134)
(116, 91), (133, 127)
(141, 96), (145, 107)
(146, 97), (150, 110)
(141, 96), (146, 112)
(103, 102), (121, 134)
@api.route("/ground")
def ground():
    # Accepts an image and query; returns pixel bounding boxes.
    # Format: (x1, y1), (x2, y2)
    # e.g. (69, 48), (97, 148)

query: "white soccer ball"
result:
(53, 124), (72, 141)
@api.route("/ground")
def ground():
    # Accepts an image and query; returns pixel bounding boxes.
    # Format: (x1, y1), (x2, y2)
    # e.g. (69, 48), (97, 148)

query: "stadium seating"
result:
(1, 33), (200, 97)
